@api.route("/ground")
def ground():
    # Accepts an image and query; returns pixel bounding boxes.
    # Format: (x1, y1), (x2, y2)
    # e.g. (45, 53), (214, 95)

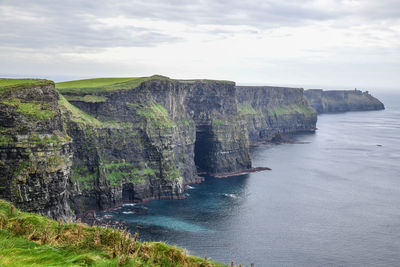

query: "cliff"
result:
(0, 79), (74, 221)
(1, 76), (320, 220)
(56, 76), (251, 217)
(304, 89), (385, 114)
(236, 86), (317, 143)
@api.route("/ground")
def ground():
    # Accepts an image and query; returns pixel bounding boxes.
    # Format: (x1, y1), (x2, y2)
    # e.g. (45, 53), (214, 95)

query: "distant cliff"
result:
(304, 89), (384, 114)
(237, 86), (317, 143)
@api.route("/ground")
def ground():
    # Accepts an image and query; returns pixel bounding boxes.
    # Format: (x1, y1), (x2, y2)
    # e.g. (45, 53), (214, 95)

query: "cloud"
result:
(0, 1), (182, 52)
(1, 0), (399, 52)
(0, 0), (399, 89)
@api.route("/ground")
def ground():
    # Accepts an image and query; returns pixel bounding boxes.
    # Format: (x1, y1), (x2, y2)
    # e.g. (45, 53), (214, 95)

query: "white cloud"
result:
(0, 0), (399, 90)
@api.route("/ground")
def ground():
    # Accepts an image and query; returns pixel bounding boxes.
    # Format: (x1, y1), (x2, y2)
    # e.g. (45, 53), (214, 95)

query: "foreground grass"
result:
(0, 199), (225, 266)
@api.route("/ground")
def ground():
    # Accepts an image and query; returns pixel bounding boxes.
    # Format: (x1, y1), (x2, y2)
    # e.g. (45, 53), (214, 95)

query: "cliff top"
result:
(0, 79), (54, 94)
(236, 85), (303, 90)
(56, 75), (170, 94)
(305, 89), (370, 94)
(56, 75), (235, 95)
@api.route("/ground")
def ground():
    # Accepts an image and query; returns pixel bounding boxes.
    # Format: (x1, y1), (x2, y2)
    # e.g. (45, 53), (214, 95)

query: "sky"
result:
(0, 0), (399, 91)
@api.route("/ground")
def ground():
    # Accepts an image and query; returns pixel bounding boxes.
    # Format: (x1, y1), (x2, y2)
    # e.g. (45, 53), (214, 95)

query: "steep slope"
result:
(0, 77), (252, 219)
(236, 86), (317, 143)
(304, 89), (385, 113)
(0, 79), (74, 220)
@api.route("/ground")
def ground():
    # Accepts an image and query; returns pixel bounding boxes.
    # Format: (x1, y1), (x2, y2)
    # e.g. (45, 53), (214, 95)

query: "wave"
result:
(103, 214), (113, 219)
(124, 215), (213, 233)
(123, 203), (136, 207)
(223, 193), (238, 199)
(122, 211), (135, 215)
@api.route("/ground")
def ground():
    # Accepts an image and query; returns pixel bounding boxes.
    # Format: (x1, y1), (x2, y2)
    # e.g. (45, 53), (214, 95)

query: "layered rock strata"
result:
(0, 80), (74, 220)
(58, 78), (251, 216)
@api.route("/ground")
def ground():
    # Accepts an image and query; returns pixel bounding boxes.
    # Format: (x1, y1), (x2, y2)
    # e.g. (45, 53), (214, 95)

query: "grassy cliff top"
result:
(236, 85), (303, 90)
(0, 199), (226, 266)
(179, 79), (235, 85)
(56, 75), (170, 94)
(0, 79), (54, 93)
(56, 75), (235, 95)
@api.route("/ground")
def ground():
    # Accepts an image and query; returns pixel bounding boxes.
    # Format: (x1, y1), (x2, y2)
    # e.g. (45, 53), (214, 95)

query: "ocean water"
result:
(103, 93), (400, 266)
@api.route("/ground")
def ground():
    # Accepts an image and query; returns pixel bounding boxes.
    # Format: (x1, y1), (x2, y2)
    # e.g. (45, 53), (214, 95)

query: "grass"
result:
(103, 163), (132, 169)
(56, 75), (235, 96)
(102, 163), (156, 186)
(0, 98), (56, 120)
(58, 94), (103, 127)
(0, 79), (54, 94)
(0, 132), (71, 148)
(212, 120), (225, 126)
(179, 79), (235, 85)
(0, 135), (13, 146)
(64, 95), (108, 103)
(58, 95), (134, 129)
(106, 169), (145, 186)
(237, 104), (260, 115)
(134, 101), (173, 129)
(70, 167), (98, 190)
(0, 199), (226, 266)
(269, 104), (316, 117)
(56, 75), (169, 94)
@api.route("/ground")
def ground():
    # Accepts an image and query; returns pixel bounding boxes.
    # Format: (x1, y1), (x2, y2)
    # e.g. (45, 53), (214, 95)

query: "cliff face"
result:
(304, 89), (385, 114)
(58, 78), (251, 216)
(236, 86), (317, 143)
(0, 77), (326, 220)
(0, 80), (74, 220)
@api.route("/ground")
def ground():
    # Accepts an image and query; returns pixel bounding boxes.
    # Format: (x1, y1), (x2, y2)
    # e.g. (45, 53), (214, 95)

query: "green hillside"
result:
(0, 199), (225, 267)
(56, 75), (169, 94)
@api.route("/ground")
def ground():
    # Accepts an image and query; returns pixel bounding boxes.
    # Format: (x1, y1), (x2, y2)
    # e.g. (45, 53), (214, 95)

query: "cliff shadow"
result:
(194, 125), (214, 173)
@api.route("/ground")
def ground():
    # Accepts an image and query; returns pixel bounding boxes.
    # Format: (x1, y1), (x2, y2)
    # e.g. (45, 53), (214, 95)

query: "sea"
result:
(101, 93), (400, 266)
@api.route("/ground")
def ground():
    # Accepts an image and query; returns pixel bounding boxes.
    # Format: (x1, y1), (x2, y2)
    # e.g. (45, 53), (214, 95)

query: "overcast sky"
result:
(1, 0), (399, 90)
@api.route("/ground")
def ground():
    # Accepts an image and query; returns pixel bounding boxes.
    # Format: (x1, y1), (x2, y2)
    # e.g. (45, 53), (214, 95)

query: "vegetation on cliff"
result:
(237, 104), (261, 116)
(0, 199), (225, 266)
(0, 79), (58, 121)
(58, 94), (131, 129)
(0, 79), (54, 94)
(56, 76), (235, 105)
(0, 98), (56, 121)
(56, 75), (170, 94)
(268, 103), (316, 117)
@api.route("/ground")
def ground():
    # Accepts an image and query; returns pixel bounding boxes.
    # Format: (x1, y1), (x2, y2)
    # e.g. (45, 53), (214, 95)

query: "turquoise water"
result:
(103, 93), (400, 266)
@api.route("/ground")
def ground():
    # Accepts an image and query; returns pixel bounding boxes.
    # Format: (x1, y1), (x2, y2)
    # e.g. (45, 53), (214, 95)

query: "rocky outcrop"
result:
(0, 80), (74, 221)
(304, 89), (385, 114)
(236, 86), (317, 143)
